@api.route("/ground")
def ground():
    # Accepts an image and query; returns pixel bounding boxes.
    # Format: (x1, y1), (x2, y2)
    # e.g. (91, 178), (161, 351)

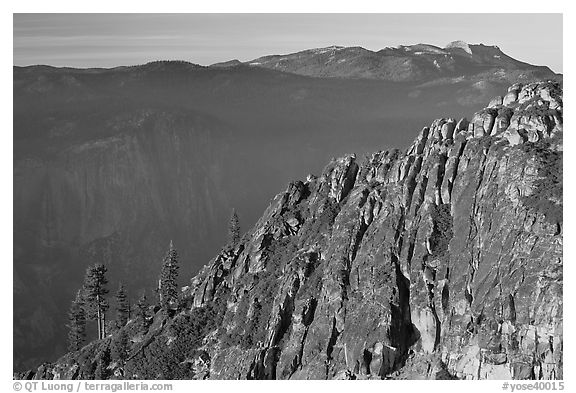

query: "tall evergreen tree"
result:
(94, 360), (105, 380)
(115, 283), (129, 328)
(228, 209), (240, 246)
(158, 241), (179, 310)
(111, 328), (129, 365)
(135, 292), (150, 330)
(67, 290), (86, 351)
(83, 263), (109, 340)
(94, 350), (110, 380)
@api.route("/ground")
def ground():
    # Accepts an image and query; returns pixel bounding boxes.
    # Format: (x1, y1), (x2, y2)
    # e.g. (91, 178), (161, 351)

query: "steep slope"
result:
(19, 81), (562, 380)
(13, 109), (234, 369)
(240, 42), (557, 83)
(15, 53), (556, 371)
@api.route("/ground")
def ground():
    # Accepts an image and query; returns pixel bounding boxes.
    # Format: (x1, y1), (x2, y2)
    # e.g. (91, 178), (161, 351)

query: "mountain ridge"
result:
(15, 41), (560, 77)
(211, 41), (559, 82)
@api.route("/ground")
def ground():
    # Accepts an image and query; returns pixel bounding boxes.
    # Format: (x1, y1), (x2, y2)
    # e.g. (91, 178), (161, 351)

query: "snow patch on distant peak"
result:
(311, 46), (345, 55)
(445, 40), (473, 55)
(397, 45), (448, 55)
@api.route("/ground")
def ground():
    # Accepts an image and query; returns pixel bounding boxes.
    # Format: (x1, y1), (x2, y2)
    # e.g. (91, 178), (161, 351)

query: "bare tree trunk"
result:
(96, 293), (102, 339)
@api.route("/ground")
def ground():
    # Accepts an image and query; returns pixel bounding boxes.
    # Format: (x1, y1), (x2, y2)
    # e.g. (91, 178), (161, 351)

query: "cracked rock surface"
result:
(18, 81), (562, 380)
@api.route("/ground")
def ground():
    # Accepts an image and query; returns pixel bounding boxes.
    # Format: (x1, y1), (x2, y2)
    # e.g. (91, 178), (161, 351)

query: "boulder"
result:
(537, 82), (563, 110)
(509, 113), (553, 138)
(527, 129), (540, 143)
(409, 127), (430, 155)
(518, 84), (538, 104)
(471, 109), (497, 137)
(503, 129), (526, 146)
(503, 90), (518, 106)
(474, 125), (485, 138)
(456, 117), (469, 132)
(488, 96), (503, 108)
(430, 119), (443, 140)
(493, 108), (513, 134)
(508, 83), (523, 93)
(441, 120), (456, 140)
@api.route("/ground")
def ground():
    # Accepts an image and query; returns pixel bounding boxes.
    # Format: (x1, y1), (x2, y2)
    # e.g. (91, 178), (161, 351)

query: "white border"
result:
(3, 2), (572, 392)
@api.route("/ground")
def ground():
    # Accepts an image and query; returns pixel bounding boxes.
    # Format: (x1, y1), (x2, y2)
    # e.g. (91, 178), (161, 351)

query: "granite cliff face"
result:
(19, 81), (562, 380)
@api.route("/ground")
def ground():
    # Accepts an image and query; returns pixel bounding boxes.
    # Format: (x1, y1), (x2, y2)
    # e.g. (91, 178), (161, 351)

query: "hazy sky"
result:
(13, 14), (563, 72)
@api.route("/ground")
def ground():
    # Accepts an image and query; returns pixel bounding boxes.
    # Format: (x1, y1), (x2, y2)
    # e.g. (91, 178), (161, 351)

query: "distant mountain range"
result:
(13, 41), (561, 372)
(212, 41), (558, 82)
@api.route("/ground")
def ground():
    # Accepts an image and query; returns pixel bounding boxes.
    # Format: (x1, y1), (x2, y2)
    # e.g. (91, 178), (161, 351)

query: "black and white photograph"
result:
(8, 6), (568, 388)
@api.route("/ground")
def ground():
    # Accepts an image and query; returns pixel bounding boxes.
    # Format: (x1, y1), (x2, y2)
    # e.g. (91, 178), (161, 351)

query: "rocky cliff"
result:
(19, 81), (562, 380)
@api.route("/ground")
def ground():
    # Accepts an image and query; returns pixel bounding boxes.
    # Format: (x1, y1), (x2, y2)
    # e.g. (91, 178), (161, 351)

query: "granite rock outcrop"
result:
(19, 81), (562, 380)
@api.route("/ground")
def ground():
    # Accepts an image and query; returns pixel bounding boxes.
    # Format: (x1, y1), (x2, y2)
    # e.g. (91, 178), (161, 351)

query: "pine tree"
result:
(115, 283), (129, 328)
(67, 290), (86, 351)
(94, 360), (105, 380)
(94, 350), (110, 380)
(228, 209), (240, 246)
(111, 328), (129, 364)
(83, 263), (109, 340)
(158, 241), (179, 310)
(135, 292), (150, 330)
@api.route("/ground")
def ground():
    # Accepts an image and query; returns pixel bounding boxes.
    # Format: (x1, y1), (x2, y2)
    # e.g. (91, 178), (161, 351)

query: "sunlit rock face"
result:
(19, 81), (562, 380)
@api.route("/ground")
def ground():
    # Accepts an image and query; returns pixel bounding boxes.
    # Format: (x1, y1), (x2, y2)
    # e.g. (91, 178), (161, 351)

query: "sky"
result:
(13, 13), (563, 73)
